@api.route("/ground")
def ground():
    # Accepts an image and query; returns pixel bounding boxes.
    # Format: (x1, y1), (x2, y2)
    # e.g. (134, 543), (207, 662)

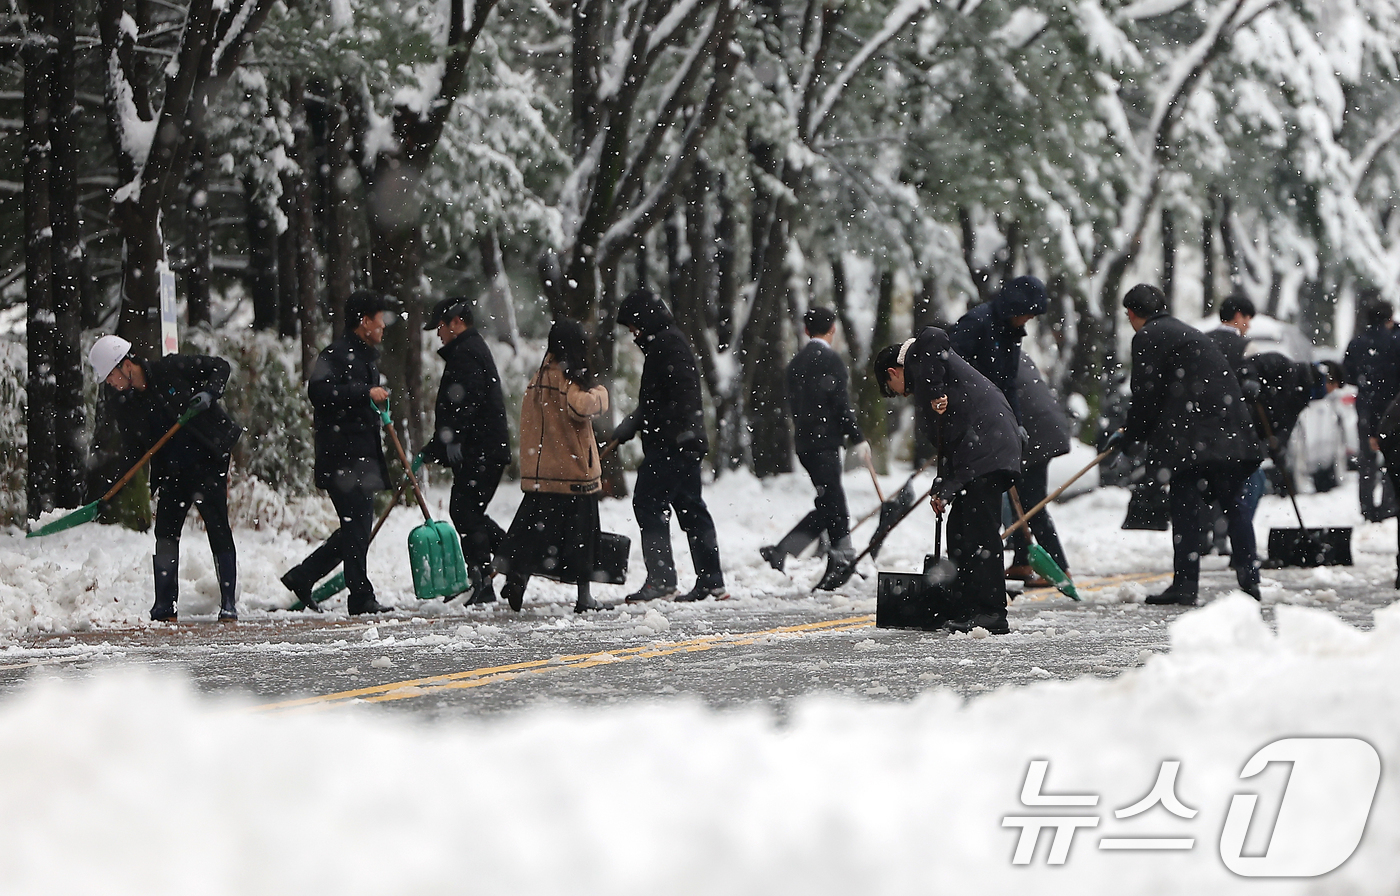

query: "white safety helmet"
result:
(88, 335), (133, 381)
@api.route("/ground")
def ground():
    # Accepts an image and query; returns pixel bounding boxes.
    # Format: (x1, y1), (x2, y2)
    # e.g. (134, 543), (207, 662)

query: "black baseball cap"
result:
(424, 297), (474, 330)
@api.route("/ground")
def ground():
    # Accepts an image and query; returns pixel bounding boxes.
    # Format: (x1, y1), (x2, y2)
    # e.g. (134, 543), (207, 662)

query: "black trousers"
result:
(449, 461), (506, 567)
(153, 465), (235, 556)
(287, 483), (377, 601)
(777, 449), (850, 554)
(947, 472), (1013, 619)
(1168, 462), (1258, 592)
(1008, 462), (1068, 570)
(1357, 439), (1397, 522)
(1377, 432), (1400, 561)
(633, 451), (723, 588)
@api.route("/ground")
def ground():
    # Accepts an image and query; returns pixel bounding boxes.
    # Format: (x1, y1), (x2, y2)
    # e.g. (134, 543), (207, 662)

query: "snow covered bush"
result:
(183, 328), (316, 496)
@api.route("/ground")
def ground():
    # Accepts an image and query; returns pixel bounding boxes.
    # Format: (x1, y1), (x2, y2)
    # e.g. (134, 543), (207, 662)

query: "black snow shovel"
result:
(877, 504), (956, 631)
(1254, 403), (1352, 568)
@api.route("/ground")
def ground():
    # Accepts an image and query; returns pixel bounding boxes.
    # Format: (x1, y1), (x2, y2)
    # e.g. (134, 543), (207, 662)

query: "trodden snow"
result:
(1, 464), (1398, 892)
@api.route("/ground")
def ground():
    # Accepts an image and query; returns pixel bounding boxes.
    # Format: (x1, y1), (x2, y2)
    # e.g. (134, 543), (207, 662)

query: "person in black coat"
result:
(1343, 298), (1400, 522)
(88, 335), (243, 622)
(613, 288), (726, 603)
(1208, 294), (1254, 380)
(949, 276), (1049, 420)
(420, 297), (511, 605)
(875, 327), (1023, 634)
(1005, 353), (1072, 583)
(281, 289), (394, 615)
(1119, 284), (1263, 604)
(761, 307), (868, 583)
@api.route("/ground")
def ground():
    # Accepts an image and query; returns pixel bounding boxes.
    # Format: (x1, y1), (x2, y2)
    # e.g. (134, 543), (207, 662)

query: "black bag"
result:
(590, 532), (630, 584)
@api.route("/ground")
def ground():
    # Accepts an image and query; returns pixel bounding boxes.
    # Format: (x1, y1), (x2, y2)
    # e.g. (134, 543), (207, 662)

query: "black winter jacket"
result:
(425, 328), (511, 468)
(949, 277), (1048, 419)
(1243, 352), (1318, 448)
(1344, 325), (1400, 439)
(1016, 353), (1071, 470)
(1124, 313), (1261, 472)
(904, 327), (1022, 500)
(1207, 327), (1250, 383)
(616, 291), (708, 460)
(786, 338), (864, 453)
(308, 332), (389, 492)
(114, 354), (242, 487)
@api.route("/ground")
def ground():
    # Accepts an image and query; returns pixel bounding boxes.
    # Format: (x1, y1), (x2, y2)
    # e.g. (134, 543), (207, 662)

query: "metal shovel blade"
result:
(1266, 527), (1353, 568)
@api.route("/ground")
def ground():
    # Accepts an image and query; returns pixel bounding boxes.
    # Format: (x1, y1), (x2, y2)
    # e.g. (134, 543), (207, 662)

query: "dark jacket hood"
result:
(994, 276), (1049, 319)
(617, 289), (675, 337)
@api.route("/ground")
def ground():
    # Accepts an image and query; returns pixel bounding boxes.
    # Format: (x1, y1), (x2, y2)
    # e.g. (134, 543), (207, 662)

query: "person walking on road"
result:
(280, 290), (395, 615)
(613, 289), (728, 603)
(420, 297), (511, 605)
(88, 335), (244, 622)
(1344, 297), (1400, 522)
(495, 321), (612, 614)
(1004, 353), (1072, 586)
(760, 307), (868, 584)
(874, 327), (1023, 634)
(1119, 284), (1263, 605)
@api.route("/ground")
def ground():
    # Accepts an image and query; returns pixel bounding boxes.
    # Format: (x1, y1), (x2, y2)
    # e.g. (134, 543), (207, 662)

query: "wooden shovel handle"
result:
(1000, 449), (1114, 541)
(374, 400), (433, 520)
(101, 403), (204, 503)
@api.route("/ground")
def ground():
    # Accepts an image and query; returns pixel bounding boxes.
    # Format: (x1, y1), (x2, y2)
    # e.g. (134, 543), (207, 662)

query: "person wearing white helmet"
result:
(88, 334), (244, 622)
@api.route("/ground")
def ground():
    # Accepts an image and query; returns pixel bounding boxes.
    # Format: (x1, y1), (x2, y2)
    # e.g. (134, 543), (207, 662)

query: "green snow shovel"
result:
(290, 475), (412, 611)
(27, 400), (206, 539)
(1007, 486), (1078, 601)
(373, 399), (470, 601)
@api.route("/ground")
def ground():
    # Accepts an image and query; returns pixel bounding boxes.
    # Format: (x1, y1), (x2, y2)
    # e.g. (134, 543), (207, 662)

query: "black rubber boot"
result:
(151, 546), (179, 622)
(502, 574), (528, 612)
(640, 530), (677, 593)
(216, 551), (238, 621)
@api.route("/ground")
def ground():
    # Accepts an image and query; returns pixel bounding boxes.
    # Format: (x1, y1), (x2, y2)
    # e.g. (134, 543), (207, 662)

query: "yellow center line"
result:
(250, 615), (875, 713)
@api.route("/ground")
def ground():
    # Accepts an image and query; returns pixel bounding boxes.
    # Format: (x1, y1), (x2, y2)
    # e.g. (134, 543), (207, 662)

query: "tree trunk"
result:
(25, 0), (57, 518)
(1202, 211), (1215, 316)
(368, 214), (426, 450)
(290, 76), (319, 378)
(113, 208), (165, 360)
(743, 142), (793, 478)
(277, 166), (299, 339)
(50, 0), (84, 508)
(185, 131), (212, 327)
(322, 87), (355, 336)
(246, 176), (279, 331)
(476, 228), (518, 347)
(1161, 206), (1175, 305)
(714, 170), (736, 353)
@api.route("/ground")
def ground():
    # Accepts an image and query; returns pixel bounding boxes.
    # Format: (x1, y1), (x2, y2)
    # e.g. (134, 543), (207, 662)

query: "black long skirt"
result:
(494, 493), (600, 585)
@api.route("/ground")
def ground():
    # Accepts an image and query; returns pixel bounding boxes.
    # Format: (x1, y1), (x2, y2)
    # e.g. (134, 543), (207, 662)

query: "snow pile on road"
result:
(2, 595), (1398, 894)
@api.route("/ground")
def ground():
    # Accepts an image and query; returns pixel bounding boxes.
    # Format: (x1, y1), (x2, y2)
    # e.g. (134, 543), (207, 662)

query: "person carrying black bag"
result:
(88, 335), (244, 622)
(280, 289), (395, 616)
(420, 297), (511, 605)
(613, 288), (727, 603)
(495, 321), (611, 613)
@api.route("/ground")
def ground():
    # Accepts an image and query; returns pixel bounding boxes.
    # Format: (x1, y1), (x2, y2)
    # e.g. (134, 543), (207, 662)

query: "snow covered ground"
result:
(2, 468), (1398, 893)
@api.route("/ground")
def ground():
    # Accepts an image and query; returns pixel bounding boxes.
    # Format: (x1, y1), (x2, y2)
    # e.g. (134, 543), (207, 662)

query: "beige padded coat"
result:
(519, 361), (610, 494)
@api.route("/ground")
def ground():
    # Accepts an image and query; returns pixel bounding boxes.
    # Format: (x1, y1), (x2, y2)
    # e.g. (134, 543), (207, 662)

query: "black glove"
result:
(613, 413), (641, 445)
(1099, 429), (1126, 454)
(443, 443), (463, 466)
(190, 391), (214, 412)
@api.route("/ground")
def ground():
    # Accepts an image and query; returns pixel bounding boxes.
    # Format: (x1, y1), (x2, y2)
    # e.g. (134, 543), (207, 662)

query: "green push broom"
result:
(27, 400), (206, 539)
(1007, 485), (1078, 601)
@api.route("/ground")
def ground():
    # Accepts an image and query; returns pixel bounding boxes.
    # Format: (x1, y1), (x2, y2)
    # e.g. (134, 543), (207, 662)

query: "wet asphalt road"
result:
(1, 560), (1394, 720)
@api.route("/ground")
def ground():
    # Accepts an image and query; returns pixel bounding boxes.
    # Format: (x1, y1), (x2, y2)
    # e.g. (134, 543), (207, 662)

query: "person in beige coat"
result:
(495, 320), (611, 613)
